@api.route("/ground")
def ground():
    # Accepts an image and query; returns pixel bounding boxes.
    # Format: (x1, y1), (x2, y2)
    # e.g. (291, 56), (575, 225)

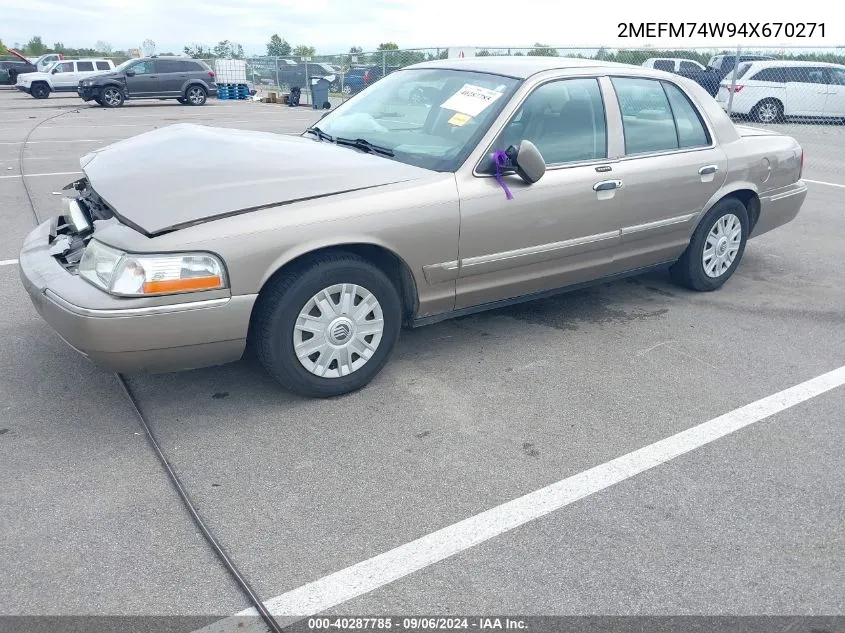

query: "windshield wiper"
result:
(305, 126), (333, 142)
(335, 137), (394, 157)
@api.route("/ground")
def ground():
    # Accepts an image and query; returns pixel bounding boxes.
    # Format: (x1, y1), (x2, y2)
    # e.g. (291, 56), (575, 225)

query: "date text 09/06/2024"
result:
(618, 22), (825, 38)
(307, 617), (528, 630)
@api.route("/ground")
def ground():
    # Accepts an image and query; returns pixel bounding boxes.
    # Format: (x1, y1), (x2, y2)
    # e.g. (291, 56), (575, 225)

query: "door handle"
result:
(593, 180), (622, 192)
(149, 75), (158, 78)
(698, 165), (719, 175)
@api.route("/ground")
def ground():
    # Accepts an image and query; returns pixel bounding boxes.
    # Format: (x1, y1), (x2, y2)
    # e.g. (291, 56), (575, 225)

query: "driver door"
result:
(50, 62), (77, 90)
(125, 60), (160, 96)
(453, 77), (624, 310)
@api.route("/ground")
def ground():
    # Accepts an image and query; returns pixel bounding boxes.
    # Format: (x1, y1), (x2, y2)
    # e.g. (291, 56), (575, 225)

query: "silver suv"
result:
(77, 56), (218, 107)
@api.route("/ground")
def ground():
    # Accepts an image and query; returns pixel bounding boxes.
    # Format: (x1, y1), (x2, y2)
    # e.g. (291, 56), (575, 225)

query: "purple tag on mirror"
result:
(492, 150), (514, 200)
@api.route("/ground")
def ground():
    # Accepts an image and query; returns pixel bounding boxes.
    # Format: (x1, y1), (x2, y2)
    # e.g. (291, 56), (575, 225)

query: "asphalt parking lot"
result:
(1, 89), (843, 630)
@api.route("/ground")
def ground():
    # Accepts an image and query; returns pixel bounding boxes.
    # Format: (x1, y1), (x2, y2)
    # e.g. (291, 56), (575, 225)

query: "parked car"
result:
(338, 65), (401, 95)
(16, 59), (115, 98)
(0, 67), (9, 85)
(678, 54), (776, 96)
(642, 57), (706, 73)
(715, 60), (845, 123)
(0, 60), (38, 85)
(275, 60), (337, 90)
(19, 57), (806, 397)
(77, 56), (217, 107)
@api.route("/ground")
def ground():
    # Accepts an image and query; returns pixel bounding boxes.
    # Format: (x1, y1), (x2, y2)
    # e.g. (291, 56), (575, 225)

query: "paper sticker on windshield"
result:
(448, 112), (472, 127)
(440, 84), (503, 117)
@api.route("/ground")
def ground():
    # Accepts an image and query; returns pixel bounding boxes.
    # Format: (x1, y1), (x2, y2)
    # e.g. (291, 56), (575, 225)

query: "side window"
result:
(96, 61), (111, 70)
(494, 78), (607, 165)
(54, 62), (74, 74)
(612, 77), (677, 154)
(786, 67), (827, 84)
(654, 59), (675, 72)
(183, 61), (202, 72)
(679, 61), (700, 72)
(156, 60), (182, 73)
(829, 69), (845, 86)
(131, 61), (154, 75)
(752, 68), (784, 83)
(662, 82), (710, 148)
(76, 61), (94, 72)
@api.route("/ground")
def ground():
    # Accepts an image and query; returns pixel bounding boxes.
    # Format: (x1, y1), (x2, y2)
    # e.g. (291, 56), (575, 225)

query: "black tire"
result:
(751, 98), (783, 124)
(30, 82), (50, 99)
(670, 197), (749, 292)
(101, 86), (124, 108)
(177, 97), (187, 104)
(252, 254), (402, 398)
(185, 85), (207, 106)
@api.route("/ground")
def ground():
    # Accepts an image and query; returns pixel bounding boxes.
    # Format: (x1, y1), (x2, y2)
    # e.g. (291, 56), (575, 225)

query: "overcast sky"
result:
(2, 0), (840, 55)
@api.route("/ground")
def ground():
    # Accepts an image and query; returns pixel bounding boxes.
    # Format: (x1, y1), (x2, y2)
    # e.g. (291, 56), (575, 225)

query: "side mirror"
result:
(507, 140), (546, 184)
(125, 69), (135, 77)
(51, 68), (59, 74)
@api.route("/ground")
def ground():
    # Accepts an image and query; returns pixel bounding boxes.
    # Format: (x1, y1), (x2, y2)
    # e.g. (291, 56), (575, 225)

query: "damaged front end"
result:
(48, 178), (116, 273)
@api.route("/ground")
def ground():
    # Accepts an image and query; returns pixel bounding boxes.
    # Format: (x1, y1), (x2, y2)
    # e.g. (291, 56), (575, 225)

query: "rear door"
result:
(125, 60), (159, 96)
(606, 76), (728, 271)
(155, 59), (187, 95)
(784, 66), (828, 115)
(822, 67), (845, 117)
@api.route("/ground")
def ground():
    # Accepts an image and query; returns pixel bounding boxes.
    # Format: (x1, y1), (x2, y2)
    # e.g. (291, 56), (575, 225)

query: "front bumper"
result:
(77, 85), (99, 101)
(19, 219), (256, 373)
(16, 85), (30, 94)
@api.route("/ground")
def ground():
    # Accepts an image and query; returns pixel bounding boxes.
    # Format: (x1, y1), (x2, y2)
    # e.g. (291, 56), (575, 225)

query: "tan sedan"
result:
(19, 57), (807, 397)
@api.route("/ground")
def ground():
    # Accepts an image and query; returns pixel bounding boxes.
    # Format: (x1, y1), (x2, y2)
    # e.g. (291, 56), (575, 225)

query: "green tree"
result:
(527, 43), (557, 57)
(0, 39), (8, 55)
(349, 46), (363, 54)
(513, 51), (524, 56)
(96, 41), (113, 55)
(267, 34), (291, 57)
(377, 42), (399, 50)
(213, 40), (244, 59)
(293, 44), (316, 58)
(24, 36), (47, 55)
(184, 44), (215, 58)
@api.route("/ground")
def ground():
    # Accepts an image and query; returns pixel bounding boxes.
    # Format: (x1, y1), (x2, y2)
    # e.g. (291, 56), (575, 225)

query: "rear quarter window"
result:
(95, 61), (111, 70)
(76, 61), (95, 72)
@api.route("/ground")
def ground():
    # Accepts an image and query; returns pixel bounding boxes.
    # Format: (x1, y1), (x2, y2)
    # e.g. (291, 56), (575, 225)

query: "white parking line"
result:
(196, 364), (845, 631)
(0, 171), (81, 179)
(0, 140), (105, 145)
(805, 179), (845, 189)
(0, 259), (19, 266)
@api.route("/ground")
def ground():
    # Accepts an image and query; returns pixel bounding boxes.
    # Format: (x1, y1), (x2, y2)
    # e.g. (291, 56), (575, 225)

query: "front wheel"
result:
(670, 197), (749, 292)
(101, 86), (124, 108)
(30, 82), (50, 99)
(252, 254), (402, 398)
(185, 85), (207, 106)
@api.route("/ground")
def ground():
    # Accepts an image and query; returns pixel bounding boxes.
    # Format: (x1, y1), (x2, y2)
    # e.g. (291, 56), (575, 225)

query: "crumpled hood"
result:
(80, 123), (434, 235)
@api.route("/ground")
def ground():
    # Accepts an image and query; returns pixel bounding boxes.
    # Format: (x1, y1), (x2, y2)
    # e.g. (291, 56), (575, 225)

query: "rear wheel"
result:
(751, 98), (783, 124)
(185, 85), (207, 106)
(101, 86), (124, 108)
(30, 82), (50, 99)
(252, 254), (402, 398)
(670, 197), (749, 292)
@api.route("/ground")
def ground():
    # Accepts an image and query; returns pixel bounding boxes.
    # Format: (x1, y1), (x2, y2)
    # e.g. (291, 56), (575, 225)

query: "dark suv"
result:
(0, 60), (37, 85)
(77, 56), (217, 107)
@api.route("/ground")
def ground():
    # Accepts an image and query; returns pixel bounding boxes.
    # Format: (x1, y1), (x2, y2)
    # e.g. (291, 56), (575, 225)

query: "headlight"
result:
(78, 240), (227, 296)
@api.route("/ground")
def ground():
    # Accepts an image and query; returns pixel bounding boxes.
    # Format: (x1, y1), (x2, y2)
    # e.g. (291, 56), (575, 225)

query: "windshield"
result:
(114, 59), (137, 73)
(313, 68), (521, 172)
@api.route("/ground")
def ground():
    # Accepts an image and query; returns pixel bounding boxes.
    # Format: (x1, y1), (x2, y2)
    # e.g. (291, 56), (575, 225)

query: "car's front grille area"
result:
(49, 179), (115, 273)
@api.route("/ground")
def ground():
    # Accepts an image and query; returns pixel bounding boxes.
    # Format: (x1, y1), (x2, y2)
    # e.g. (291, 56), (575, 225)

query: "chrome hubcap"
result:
(294, 283), (384, 378)
(104, 89), (120, 106)
(189, 88), (203, 104)
(703, 213), (742, 278)
(759, 103), (777, 122)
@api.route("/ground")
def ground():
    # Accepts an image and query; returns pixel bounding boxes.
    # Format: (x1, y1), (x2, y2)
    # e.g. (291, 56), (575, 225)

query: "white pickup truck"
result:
(16, 59), (115, 99)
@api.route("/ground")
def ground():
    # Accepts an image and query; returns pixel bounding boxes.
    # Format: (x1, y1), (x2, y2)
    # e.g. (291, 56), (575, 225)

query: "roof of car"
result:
(740, 59), (845, 69)
(407, 56), (638, 78)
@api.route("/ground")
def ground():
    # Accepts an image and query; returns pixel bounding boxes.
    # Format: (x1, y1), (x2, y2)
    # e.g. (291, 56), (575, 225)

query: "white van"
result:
(716, 60), (845, 123)
(16, 59), (115, 99)
(641, 57), (706, 73)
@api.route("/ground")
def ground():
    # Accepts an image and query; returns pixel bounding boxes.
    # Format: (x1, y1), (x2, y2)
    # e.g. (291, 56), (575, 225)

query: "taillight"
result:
(208, 70), (215, 81)
(364, 71), (371, 82)
(799, 149), (804, 179)
(732, 85), (744, 92)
